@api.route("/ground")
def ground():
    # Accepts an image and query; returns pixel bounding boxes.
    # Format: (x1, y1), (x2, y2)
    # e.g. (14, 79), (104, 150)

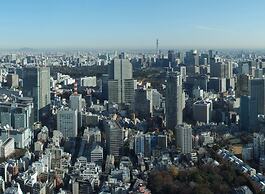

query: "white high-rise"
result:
(176, 124), (192, 154)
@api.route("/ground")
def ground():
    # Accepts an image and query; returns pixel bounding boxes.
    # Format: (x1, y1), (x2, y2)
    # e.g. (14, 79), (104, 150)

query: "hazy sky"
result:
(1, 0), (265, 49)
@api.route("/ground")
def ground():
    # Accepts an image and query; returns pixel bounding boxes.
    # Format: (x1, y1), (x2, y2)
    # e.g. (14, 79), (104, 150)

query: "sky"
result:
(1, 0), (265, 49)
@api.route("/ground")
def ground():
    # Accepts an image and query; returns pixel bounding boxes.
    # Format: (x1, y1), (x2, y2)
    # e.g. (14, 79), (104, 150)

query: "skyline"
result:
(1, 0), (265, 49)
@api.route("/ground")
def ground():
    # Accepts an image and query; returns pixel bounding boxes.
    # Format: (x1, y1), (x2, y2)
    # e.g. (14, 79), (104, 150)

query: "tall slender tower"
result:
(156, 39), (159, 56)
(70, 80), (83, 128)
(165, 72), (183, 130)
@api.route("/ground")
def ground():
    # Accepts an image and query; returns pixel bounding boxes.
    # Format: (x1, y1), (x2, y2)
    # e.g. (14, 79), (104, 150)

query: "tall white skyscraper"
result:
(176, 124), (192, 154)
(108, 58), (135, 105)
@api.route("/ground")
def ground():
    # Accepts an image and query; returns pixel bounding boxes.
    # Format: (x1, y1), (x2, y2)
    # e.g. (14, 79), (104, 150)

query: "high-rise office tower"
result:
(134, 132), (145, 155)
(23, 67), (50, 122)
(108, 58), (135, 105)
(199, 53), (209, 65)
(168, 50), (176, 65)
(134, 88), (151, 119)
(57, 108), (78, 138)
(250, 78), (265, 128)
(185, 50), (199, 66)
(104, 119), (123, 158)
(210, 62), (232, 78)
(240, 95), (251, 130)
(193, 100), (212, 124)
(236, 74), (251, 97)
(165, 73), (183, 130)
(176, 124), (192, 154)
(101, 74), (109, 100)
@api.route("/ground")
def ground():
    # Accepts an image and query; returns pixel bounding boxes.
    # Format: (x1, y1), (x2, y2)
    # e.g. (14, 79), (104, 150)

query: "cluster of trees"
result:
(50, 65), (107, 78)
(147, 164), (252, 194)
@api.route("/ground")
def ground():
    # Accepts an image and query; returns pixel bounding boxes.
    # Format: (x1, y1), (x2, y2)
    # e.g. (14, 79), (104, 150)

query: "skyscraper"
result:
(236, 74), (251, 97)
(176, 124), (192, 154)
(134, 88), (151, 119)
(193, 100), (212, 124)
(168, 50), (176, 65)
(240, 95), (251, 130)
(70, 80), (81, 109)
(165, 72), (183, 130)
(104, 119), (123, 158)
(23, 67), (50, 122)
(70, 81), (83, 128)
(210, 62), (232, 78)
(57, 108), (78, 138)
(70, 94), (82, 112)
(184, 50), (199, 66)
(108, 58), (135, 105)
(250, 78), (265, 128)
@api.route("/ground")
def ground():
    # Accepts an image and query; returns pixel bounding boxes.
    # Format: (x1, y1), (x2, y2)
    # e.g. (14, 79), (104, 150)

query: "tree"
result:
(168, 166), (179, 178)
